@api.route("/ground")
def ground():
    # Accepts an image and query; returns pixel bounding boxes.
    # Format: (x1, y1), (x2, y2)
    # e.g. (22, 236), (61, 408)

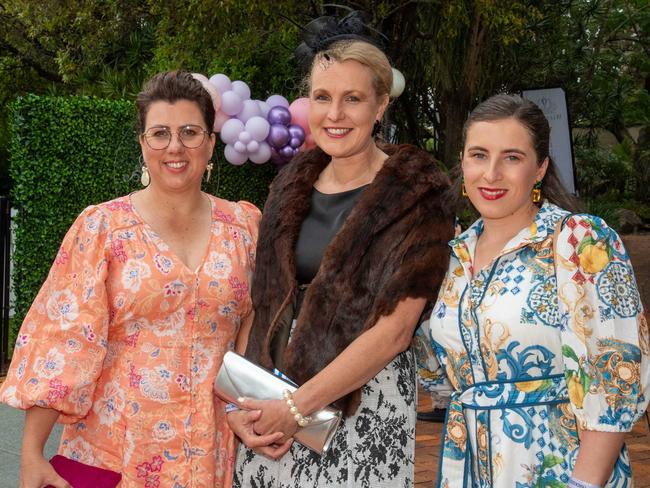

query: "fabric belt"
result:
(437, 374), (569, 488)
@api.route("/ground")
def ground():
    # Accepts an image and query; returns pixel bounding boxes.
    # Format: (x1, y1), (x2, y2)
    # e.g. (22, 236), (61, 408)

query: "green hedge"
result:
(10, 94), (275, 335)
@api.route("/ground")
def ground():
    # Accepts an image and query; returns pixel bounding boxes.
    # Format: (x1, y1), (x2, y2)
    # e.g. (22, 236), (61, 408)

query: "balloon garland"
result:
(194, 68), (405, 166)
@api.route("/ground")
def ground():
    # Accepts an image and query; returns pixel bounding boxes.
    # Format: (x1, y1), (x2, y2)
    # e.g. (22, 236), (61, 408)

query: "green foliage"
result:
(9, 95), (274, 334)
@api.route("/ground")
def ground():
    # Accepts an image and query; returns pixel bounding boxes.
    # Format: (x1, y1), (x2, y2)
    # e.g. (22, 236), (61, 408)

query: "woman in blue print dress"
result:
(417, 94), (649, 487)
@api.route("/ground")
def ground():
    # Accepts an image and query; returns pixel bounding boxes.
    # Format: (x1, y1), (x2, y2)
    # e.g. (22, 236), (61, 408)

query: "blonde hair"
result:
(307, 40), (392, 99)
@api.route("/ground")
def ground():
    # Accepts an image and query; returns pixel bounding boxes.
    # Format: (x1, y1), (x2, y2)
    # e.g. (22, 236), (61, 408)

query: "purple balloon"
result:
(234, 141), (247, 153)
(280, 145), (294, 158)
(266, 94), (290, 108)
(289, 137), (302, 148)
(268, 124), (290, 148)
(221, 90), (243, 116)
(209, 73), (232, 93)
(245, 116), (270, 142)
(249, 141), (272, 164)
(224, 144), (248, 165)
(220, 118), (245, 145)
(247, 140), (259, 153)
(288, 124), (305, 139)
(267, 106), (292, 126)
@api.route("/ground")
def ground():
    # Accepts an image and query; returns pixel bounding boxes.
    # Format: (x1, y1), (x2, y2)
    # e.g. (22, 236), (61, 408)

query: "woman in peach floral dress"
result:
(0, 71), (267, 487)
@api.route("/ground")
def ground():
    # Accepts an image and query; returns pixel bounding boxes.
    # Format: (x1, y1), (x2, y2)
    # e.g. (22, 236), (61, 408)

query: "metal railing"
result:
(1, 196), (10, 375)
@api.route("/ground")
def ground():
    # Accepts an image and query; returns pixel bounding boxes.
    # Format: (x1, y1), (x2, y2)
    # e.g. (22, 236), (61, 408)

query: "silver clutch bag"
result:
(215, 351), (342, 455)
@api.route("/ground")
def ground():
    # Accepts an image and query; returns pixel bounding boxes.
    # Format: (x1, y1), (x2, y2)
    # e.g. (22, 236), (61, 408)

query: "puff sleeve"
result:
(555, 214), (650, 432)
(0, 205), (111, 422)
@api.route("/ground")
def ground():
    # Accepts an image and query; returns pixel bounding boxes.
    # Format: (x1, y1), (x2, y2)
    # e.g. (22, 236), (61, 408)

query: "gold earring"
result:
(205, 163), (213, 182)
(461, 177), (468, 197)
(140, 165), (150, 187)
(531, 181), (542, 203)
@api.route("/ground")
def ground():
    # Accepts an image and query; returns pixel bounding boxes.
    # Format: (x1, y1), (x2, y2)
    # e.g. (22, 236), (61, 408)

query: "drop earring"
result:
(461, 177), (468, 197)
(531, 181), (542, 203)
(205, 163), (214, 183)
(140, 165), (150, 187)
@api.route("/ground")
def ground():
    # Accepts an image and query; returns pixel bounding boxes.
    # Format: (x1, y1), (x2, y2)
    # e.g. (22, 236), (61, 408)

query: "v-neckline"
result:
(128, 193), (214, 274)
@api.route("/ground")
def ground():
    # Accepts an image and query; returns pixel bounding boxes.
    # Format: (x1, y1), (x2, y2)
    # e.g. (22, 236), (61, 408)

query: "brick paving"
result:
(415, 388), (650, 487)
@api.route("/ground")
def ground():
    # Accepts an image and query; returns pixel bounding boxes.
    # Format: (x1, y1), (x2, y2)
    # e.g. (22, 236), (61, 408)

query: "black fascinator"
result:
(294, 10), (388, 70)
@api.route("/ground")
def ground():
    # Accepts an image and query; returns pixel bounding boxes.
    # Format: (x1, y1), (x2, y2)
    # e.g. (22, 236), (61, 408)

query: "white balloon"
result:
(390, 68), (406, 98)
(247, 140), (260, 153)
(234, 141), (247, 153)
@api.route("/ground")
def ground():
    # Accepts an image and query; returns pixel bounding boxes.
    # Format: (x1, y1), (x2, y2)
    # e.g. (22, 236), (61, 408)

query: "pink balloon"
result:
(213, 110), (231, 132)
(303, 133), (316, 150)
(289, 97), (311, 135)
(192, 73), (222, 113)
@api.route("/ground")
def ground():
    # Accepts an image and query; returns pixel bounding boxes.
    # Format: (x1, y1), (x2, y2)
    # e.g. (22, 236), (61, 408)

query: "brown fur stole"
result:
(246, 144), (454, 415)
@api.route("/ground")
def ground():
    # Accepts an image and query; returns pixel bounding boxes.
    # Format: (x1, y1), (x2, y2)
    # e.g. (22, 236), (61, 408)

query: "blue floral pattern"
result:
(417, 202), (650, 487)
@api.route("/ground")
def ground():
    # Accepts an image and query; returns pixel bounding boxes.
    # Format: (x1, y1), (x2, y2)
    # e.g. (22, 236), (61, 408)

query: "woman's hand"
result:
(226, 408), (293, 459)
(20, 452), (71, 488)
(239, 397), (299, 443)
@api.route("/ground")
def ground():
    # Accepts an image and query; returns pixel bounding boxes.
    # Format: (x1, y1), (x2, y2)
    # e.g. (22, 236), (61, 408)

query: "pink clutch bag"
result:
(47, 455), (122, 488)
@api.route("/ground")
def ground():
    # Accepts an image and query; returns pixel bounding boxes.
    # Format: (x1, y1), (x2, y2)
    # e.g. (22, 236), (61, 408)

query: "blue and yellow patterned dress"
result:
(417, 201), (649, 487)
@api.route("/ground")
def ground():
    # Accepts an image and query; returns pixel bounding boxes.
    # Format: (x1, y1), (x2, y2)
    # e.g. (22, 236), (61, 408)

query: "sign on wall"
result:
(522, 87), (576, 194)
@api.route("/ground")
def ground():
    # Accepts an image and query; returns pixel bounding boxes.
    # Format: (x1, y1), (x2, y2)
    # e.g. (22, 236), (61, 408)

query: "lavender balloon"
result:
(268, 124), (290, 147)
(257, 100), (271, 117)
(237, 99), (262, 122)
(221, 90), (243, 116)
(249, 142), (272, 164)
(231, 80), (251, 100)
(266, 94), (290, 108)
(220, 118), (245, 145)
(245, 116), (270, 142)
(267, 106), (292, 126)
(224, 144), (247, 165)
(238, 131), (252, 144)
(247, 140), (259, 153)
(234, 141), (247, 153)
(209, 73), (232, 93)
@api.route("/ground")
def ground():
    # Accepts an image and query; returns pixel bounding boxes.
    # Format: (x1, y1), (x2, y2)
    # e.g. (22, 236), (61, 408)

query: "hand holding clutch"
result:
(215, 351), (342, 455)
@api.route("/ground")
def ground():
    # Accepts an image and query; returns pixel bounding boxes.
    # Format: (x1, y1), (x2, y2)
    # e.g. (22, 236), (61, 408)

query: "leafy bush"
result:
(9, 95), (274, 335)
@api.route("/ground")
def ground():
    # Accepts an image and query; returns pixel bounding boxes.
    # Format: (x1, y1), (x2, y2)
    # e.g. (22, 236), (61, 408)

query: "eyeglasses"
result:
(142, 125), (210, 150)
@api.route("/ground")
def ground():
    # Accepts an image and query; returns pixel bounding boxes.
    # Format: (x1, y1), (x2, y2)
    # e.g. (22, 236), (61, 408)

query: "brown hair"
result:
(460, 93), (581, 212)
(306, 40), (392, 99)
(135, 71), (215, 133)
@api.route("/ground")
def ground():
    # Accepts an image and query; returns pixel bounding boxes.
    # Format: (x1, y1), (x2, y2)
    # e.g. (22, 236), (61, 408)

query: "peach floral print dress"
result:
(0, 194), (260, 487)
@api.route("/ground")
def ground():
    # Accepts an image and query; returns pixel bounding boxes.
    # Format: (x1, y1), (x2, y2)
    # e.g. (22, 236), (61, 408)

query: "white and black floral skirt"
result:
(233, 350), (417, 488)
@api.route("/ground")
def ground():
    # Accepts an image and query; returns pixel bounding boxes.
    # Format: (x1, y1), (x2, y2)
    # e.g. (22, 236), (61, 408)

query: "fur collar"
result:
(247, 144), (454, 414)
